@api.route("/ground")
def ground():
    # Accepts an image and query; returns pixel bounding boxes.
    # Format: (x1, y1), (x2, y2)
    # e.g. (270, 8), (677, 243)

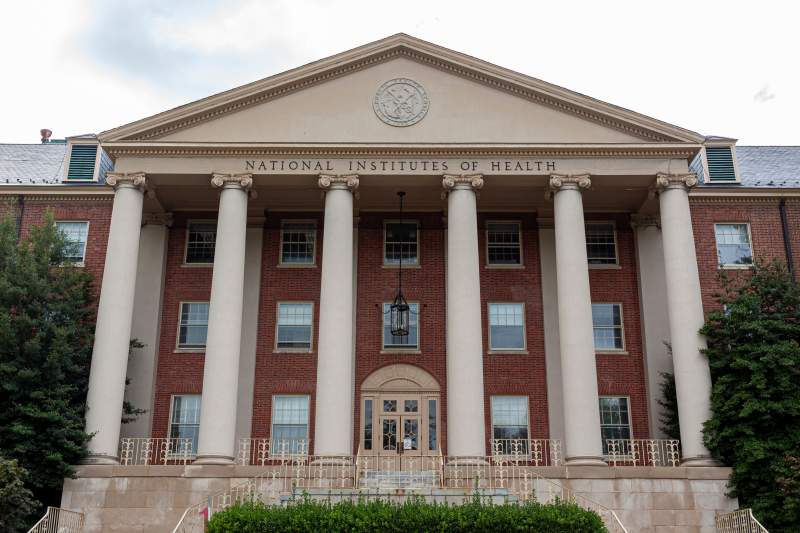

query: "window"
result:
(55, 221), (89, 264)
(599, 396), (632, 454)
(585, 223), (617, 265)
(591, 303), (624, 351)
(382, 302), (419, 349)
(428, 399), (437, 451)
(714, 223), (753, 267)
(384, 221), (418, 265)
(169, 395), (201, 455)
(272, 395), (309, 454)
(276, 303), (313, 350)
(363, 399), (373, 451)
(280, 222), (316, 264)
(488, 303), (525, 350)
(178, 302), (209, 350)
(487, 222), (522, 265)
(185, 222), (216, 264)
(491, 396), (529, 454)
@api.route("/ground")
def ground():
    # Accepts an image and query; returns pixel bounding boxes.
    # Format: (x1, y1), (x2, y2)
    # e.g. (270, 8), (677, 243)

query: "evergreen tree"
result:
(702, 261), (800, 531)
(0, 213), (94, 517)
(657, 371), (681, 440)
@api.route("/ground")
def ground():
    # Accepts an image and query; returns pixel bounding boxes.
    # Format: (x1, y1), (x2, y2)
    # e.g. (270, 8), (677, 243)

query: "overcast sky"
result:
(1, 1), (798, 145)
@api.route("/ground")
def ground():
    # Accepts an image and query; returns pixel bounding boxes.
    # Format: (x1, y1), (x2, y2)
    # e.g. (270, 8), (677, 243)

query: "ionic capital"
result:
(549, 173), (591, 191)
(318, 174), (359, 192)
(106, 172), (147, 191)
(211, 172), (253, 191)
(655, 173), (698, 191)
(442, 174), (484, 194)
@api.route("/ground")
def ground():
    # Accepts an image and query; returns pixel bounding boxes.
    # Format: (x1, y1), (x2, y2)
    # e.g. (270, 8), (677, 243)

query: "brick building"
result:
(3, 35), (797, 531)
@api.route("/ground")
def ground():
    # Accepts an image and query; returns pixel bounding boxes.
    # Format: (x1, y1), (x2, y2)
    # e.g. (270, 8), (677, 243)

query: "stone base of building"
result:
(61, 465), (736, 533)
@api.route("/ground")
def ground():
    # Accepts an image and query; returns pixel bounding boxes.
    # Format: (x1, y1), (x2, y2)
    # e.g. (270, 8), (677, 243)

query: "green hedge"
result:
(207, 497), (607, 532)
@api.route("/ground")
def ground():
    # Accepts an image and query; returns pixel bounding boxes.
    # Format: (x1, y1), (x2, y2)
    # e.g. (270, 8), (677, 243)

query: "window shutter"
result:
(66, 144), (98, 180)
(705, 147), (737, 182)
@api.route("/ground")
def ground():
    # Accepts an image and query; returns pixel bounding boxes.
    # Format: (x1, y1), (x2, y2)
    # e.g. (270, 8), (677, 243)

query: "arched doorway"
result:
(360, 364), (440, 457)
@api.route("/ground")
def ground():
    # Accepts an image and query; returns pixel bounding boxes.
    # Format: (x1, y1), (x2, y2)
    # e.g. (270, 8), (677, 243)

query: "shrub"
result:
(207, 496), (607, 533)
(0, 457), (37, 533)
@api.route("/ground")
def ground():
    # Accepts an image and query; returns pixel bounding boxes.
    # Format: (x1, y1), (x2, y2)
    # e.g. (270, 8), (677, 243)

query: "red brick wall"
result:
(587, 214), (650, 440)
(150, 213), (215, 439)
(251, 213), (322, 444)
(690, 199), (788, 311)
(478, 213), (550, 449)
(12, 196), (113, 292)
(353, 212), (448, 453)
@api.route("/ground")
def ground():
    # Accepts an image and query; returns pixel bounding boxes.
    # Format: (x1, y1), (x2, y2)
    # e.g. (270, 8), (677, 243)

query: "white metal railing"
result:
(28, 507), (84, 533)
(119, 438), (194, 465)
(236, 438), (311, 465)
(491, 439), (562, 466)
(715, 508), (769, 533)
(604, 439), (681, 467)
(172, 454), (355, 532)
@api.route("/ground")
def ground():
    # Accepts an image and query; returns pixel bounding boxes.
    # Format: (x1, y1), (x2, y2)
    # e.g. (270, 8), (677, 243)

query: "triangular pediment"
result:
(99, 34), (704, 145)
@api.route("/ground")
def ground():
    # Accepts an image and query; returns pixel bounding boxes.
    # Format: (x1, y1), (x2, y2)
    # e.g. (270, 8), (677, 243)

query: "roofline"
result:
(98, 33), (707, 144)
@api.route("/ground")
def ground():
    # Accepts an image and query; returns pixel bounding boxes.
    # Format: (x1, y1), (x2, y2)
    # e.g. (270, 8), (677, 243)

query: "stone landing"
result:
(60, 465), (737, 532)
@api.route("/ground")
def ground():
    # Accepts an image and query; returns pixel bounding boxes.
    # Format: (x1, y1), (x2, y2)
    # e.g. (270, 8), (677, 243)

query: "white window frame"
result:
(55, 220), (89, 266)
(383, 219), (421, 267)
(487, 302), (527, 353)
(714, 222), (754, 269)
(591, 302), (626, 353)
(381, 301), (421, 352)
(270, 394), (310, 452)
(485, 220), (524, 268)
(599, 395), (633, 456)
(490, 396), (531, 451)
(274, 301), (314, 353)
(175, 301), (209, 352)
(167, 394), (201, 457)
(278, 219), (317, 267)
(585, 221), (619, 268)
(183, 219), (217, 266)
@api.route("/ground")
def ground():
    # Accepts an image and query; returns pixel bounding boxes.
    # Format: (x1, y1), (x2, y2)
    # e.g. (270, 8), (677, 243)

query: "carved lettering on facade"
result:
(243, 159), (558, 175)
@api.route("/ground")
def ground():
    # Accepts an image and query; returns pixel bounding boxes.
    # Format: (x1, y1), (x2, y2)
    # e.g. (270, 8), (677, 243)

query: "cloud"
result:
(753, 85), (776, 103)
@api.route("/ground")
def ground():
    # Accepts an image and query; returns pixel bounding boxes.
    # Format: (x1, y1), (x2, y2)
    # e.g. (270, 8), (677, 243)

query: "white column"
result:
(84, 172), (147, 464)
(195, 173), (252, 464)
(443, 174), (486, 458)
(656, 173), (716, 466)
(314, 174), (358, 456)
(549, 174), (605, 466)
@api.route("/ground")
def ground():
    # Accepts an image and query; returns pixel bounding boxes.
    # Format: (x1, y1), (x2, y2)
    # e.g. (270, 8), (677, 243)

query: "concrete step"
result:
(285, 487), (518, 505)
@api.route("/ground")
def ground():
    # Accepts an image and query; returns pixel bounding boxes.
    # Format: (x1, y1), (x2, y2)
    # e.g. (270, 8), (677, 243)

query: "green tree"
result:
(702, 261), (800, 531)
(0, 213), (95, 517)
(0, 457), (37, 533)
(657, 371), (681, 440)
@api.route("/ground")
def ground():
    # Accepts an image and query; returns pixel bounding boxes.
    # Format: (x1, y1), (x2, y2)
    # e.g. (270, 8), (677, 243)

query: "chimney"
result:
(40, 129), (52, 144)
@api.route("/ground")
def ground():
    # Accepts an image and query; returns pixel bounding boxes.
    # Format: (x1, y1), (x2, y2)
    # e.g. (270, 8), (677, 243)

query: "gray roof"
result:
(0, 143), (67, 185)
(734, 146), (800, 188)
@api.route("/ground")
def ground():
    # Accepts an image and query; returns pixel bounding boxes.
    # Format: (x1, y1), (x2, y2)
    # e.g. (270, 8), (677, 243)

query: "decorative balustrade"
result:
(490, 439), (562, 466)
(236, 438), (311, 465)
(604, 439), (681, 467)
(715, 508), (769, 533)
(119, 438), (194, 466)
(28, 507), (84, 533)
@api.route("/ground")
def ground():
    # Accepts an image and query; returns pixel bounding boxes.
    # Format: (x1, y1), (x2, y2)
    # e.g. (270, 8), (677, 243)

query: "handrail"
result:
(715, 508), (769, 533)
(28, 507), (84, 533)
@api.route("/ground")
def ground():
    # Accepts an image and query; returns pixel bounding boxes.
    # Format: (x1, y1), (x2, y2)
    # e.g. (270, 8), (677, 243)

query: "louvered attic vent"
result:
(705, 147), (737, 182)
(66, 144), (98, 180)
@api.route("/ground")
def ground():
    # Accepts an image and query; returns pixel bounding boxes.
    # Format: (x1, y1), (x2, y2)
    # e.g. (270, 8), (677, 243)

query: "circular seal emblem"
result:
(373, 78), (429, 127)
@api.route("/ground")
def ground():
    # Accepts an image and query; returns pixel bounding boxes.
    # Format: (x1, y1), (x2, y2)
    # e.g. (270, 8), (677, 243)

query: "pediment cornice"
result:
(102, 142), (699, 159)
(99, 35), (705, 145)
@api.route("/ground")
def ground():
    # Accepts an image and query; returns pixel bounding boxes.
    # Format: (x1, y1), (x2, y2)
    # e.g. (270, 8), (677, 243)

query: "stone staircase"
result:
(288, 487), (518, 505)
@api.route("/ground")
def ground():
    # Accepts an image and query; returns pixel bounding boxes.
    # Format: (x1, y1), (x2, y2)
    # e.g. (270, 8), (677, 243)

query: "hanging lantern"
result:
(390, 191), (410, 337)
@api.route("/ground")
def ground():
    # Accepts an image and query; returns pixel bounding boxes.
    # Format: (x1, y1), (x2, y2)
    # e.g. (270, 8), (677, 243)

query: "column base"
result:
(564, 456), (607, 466)
(192, 455), (236, 465)
(81, 454), (120, 465)
(681, 456), (722, 467)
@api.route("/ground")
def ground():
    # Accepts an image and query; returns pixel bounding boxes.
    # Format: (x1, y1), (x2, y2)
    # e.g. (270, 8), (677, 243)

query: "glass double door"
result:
(362, 393), (438, 457)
